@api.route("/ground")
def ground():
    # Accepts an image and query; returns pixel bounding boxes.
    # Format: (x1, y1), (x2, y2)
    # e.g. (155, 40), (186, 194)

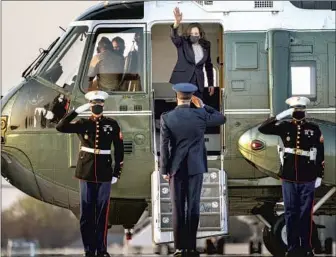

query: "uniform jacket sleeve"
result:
(55, 110), (85, 133)
(112, 123), (124, 178)
(204, 42), (214, 88)
(315, 128), (325, 178)
(170, 24), (182, 47)
(203, 105), (226, 127)
(160, 115), (171, 175)
(258, 117), (284, 136)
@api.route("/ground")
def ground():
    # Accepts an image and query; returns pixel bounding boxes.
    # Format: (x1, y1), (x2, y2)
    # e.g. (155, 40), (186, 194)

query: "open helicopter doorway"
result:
(151, 22), (224, 156)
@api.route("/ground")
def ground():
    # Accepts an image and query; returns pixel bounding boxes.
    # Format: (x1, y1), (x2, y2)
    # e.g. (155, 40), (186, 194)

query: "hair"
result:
(111, 36), (125, 55)
(176, 92), (193, 101)
(183, 23), (210, 47)
(98, 37), (113, 51)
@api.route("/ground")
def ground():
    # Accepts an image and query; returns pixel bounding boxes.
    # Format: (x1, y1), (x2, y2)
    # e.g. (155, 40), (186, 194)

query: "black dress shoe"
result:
(84, 252), (95, 257)
(187, 249), (200, 257)
(96, 252), (111, 257)
(304, 251), (314, 257)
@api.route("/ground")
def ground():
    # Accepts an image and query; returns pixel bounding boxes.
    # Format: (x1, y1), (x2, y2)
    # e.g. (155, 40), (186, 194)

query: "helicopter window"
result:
(82, 27), (144, 93)
(290, 61), (316, 98)
(9, 81), (71, 131)
(38, 26), (89, 92)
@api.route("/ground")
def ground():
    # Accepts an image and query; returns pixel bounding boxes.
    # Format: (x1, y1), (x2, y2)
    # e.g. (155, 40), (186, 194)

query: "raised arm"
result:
(160, 115), (171, 175)
(258, 109), (293, 136)
(203, 105), (226, 127)
(170, 7), (183, 47)
(112, 123), (124, 179)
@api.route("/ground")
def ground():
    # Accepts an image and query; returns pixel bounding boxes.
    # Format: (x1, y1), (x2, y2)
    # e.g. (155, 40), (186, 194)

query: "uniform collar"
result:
(175, 104), (190, 109)
(90, 115), (103, 121)
(292, 119), (306, 125)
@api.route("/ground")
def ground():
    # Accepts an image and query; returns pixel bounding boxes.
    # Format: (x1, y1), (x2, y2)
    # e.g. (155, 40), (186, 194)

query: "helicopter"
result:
(1, 1), (335, 255)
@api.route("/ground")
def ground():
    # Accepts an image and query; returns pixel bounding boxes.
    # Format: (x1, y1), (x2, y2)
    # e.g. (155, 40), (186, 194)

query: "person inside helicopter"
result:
(87, 37), (124, 92)
(118, 32), (142, 91)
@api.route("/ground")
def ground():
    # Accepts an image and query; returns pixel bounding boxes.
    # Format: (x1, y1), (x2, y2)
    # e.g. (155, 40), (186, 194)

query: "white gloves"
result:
(75, 103), (91, 114)
(111, 177), (118, 184)
(276, 108), (294, 120)
(315, 177), (322, 188)
(45, 111), (54, 120)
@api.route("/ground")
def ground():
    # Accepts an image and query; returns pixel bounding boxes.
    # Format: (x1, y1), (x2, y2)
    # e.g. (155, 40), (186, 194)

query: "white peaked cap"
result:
(285, 96), (310, 108)
(85, 90), (109, 102)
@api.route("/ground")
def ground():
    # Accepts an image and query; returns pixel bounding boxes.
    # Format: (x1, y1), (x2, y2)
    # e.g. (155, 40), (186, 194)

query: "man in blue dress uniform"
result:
(160, 83), (226, 257)
(56, 91), (124, 257)
(258, 96), (325, 257)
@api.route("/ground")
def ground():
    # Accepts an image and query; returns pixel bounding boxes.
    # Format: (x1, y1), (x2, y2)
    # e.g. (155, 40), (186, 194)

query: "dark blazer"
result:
(56, 110), (124, 182)
(160, 105), (226, 176)
(169, 24), (214, 92)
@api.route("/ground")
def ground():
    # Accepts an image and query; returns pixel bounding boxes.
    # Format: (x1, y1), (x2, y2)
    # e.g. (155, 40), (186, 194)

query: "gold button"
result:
(298, 127), (301, 130)
(96, 140), (98, 142)
(97, 125), (99, 128)
(297, 141), (299, 144)
(95, 145), (98, 148)
(96, 135), (99, 138)
(297, 146), (300, 149)
(298, 131), (300, 135)
(297, 136), (300, 139)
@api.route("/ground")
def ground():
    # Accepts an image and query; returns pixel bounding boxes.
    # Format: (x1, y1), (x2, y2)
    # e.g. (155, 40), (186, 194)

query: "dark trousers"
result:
(80, 181), (111, 254)
(282, 180), (315, 253)
(190, 73), (204, 100)
(169, 172), (204, 250)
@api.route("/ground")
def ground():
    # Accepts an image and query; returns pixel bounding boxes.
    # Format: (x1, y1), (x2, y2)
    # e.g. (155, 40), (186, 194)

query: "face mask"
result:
(293, 110), (305, 120)
(91, 105), (103, 115)
(189, 35), (200, 44)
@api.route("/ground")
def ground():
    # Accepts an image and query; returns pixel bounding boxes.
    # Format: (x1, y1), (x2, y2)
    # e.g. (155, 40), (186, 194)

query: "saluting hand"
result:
(191, 95), (204, 108)
(276, 108), (294, 120)
(75, 103), (91, 114)
(173, 7), (182, 26)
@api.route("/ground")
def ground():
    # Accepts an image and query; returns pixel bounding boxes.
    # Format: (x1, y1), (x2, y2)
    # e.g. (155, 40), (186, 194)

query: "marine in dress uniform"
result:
(258, 96), (324, 257)
(160, 83), (226, 257)
(56, 91), (124, 257)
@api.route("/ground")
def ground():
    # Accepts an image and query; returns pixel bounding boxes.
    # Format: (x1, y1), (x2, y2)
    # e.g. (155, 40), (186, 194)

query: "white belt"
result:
(81, 146), (111, 155)
(284, 148), (310, 157)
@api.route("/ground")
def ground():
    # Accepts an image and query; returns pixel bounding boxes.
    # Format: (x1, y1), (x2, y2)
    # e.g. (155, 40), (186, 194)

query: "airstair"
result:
(151, 168), (229, 244)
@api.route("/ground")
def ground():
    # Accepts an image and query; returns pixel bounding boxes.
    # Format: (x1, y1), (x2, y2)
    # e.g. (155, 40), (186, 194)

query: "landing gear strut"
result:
(258, 187), (336, 256)
(124, 228), (134, 240)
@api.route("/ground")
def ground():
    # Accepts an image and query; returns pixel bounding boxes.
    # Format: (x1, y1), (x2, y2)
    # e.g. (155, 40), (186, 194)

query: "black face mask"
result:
(113, 49), (123, 56)
(91, 105), (103, 115)
(189, 35), (200, 44)
(293, 110), (305, 120)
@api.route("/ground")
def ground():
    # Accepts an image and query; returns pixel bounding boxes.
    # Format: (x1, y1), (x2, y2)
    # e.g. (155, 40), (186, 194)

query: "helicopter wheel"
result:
(270, 214), (320, 256)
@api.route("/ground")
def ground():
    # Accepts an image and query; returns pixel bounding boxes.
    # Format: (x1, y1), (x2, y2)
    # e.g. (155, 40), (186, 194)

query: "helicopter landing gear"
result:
(124, 228), (134, 240)
(259, 187), (336, 256)
(249, 240), (262, 254)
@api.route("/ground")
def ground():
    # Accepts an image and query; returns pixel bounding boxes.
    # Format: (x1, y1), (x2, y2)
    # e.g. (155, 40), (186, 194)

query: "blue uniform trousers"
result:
(282, 180), (315, 253)
(80, 181), (111, 254)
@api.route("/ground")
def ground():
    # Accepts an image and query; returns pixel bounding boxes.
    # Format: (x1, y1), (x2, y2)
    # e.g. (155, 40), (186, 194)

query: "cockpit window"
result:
(81, 26), (145, 94)
(38, 26), (89, 92)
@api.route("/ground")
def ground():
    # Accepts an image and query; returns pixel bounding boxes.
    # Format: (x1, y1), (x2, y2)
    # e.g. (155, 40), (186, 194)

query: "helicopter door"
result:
(151, 168), (229, 244)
